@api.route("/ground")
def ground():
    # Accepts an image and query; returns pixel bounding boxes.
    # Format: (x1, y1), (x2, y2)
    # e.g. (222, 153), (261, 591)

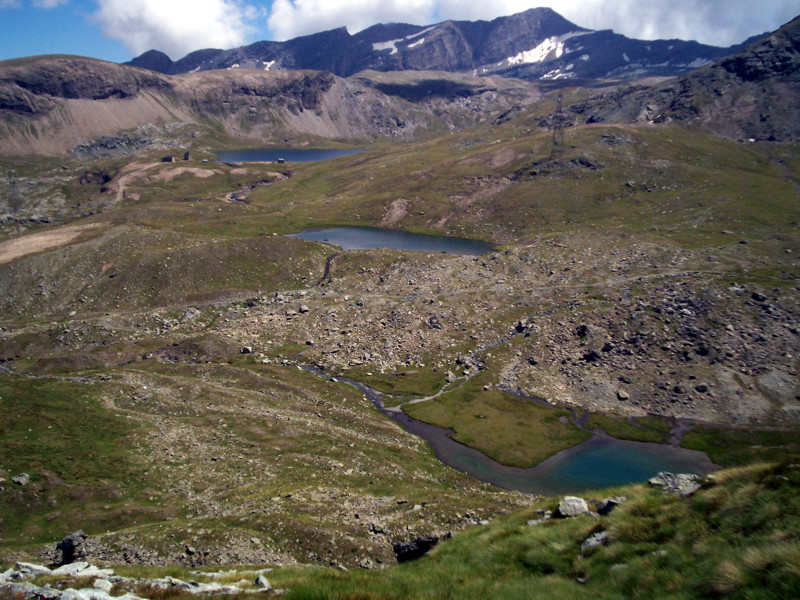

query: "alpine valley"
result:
(0, 7), (798, 600)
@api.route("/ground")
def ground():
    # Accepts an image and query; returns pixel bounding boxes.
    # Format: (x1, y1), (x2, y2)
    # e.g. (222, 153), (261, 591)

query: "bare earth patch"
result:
(148, 167), (220, 183)
(381, 198), (410, 226)
(0, 223), (105, 265)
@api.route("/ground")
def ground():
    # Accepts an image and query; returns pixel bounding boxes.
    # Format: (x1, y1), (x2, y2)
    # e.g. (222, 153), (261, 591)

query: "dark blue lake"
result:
(287, 226), (494, 255)
(216, 148), (364, 163)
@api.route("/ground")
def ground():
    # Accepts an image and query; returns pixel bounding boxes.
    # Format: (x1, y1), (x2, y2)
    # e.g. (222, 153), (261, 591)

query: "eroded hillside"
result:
(0, 56), (542, 155)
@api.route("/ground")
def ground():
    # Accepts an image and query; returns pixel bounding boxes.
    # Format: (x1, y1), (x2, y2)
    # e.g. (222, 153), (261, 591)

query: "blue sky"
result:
(0, 1), (127, 62)
(1, 0), (797, 64)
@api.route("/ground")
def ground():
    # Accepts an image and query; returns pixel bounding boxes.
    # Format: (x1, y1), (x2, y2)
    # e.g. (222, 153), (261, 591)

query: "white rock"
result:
(60, 589), (90, 600)
(93, 579), (113, 593)
(79, 589), (113, 600)
(555, 496), (589, 518)
(15, 562), (52, 576)
(52, 564), (113, 579)
(52, 562), (90, 576)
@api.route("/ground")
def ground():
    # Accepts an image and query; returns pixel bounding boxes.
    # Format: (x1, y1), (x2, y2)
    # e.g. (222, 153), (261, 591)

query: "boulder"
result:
(15, 562), (52, 576)
(555, 496), (589, 518)
(596, 496), (627, 516)
(93, 579), (113, 593)
(648, 472), (702, 497)
(254, 574), (271, 590)
(56, 531), (88, 565)
(581, 531), (609, 553)
(52, 562), (90, 576)
(393, 534), (439, 563)
(11, 473), (30, 486)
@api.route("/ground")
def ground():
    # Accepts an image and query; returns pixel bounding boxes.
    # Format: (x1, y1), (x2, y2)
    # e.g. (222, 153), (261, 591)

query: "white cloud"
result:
(94, 0), (255, 58)
(267, 0), (439, 40)
(267, 0), (799, 48)
(0, 0), (22, 9)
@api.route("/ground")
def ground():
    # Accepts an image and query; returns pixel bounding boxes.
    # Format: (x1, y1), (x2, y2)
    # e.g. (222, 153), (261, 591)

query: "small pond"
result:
(322, 372), (717, 496)
(216, 148), (364, 163)
(287, 226), (494, 255)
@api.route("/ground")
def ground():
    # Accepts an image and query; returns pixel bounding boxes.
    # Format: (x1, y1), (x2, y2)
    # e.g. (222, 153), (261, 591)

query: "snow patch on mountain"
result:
(506, 31), (590, 66)
(372, 26), (436, 55)
(373, 39), (400, 53)
(541, 68), (574, 80)
(685, 57), (712, 68)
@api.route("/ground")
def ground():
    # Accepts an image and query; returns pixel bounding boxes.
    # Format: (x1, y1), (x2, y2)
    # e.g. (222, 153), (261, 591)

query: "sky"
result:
(0, 0), (797, 63)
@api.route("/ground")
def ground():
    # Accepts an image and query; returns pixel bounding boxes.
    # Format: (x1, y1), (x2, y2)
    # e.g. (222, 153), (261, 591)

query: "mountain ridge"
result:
(126, 7), (758, 82)
(568, 14), (800, 141)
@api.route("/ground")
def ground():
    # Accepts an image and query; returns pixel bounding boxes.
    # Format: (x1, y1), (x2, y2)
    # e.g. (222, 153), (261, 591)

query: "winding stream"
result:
(300, 366), (717, 496)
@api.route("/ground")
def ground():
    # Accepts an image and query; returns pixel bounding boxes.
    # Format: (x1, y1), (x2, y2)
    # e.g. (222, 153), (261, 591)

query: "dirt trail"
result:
(110, 161), (162, 203)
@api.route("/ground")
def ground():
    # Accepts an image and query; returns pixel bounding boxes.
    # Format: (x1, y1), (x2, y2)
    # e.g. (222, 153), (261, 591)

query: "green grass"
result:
(278, 462), (800, 600)
(585, 413), (670, 444)
(238, 124), (800, 248)
(403, 374), (591, 468)
(54, 461), (796, 600)
(680, 426), (800, 466)
(0, 373), (163, 547)
(345, 367), (446, 405)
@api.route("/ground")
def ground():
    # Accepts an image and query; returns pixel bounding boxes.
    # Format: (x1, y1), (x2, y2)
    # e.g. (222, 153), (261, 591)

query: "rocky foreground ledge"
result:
(0, 561), (280, 599)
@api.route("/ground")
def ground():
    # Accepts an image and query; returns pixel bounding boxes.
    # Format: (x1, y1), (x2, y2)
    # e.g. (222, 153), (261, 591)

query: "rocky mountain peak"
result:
(124, 8), (756, 82)
(717, 15), (800, 81)
(127, 49), (173, 73)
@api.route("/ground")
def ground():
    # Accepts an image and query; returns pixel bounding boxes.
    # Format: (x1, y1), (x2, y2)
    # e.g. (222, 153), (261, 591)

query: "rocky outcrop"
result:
(56, 531), (89, 566)
(648, 472), (704, 497)
(570, 15), (800, 141)
(0, 58), (171, 107)
(0, 562), (278, 599)
(393, 534), (440, 563)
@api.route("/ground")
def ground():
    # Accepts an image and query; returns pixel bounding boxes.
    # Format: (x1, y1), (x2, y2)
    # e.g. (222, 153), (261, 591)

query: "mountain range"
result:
(1, 12), (797, 157)
(127, 8), (761, 82)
